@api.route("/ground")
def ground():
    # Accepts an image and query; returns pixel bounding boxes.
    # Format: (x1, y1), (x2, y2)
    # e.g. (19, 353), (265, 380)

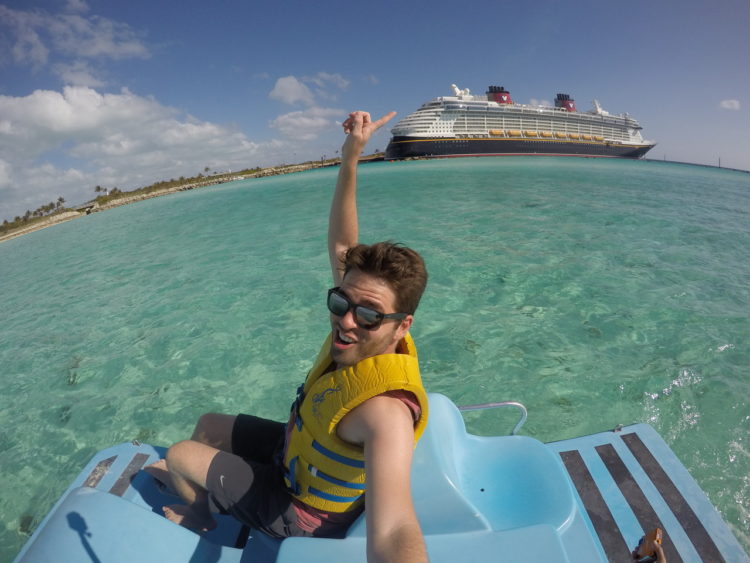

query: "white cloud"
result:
(53, 60), (105, 87)
(719, 99), (741, 111)
(269, 76), (315, 106)
(0, 5), (149, 67)
(65, 0), (90, 13)
(270, 107), (344, 140)
(0, 86), (282, 220)
(269, 73), (351, 106)
(49, 14), (149, 59)
(529, 98), (553, 107)
(0, 159), (11, 189)
(302, 72), (350, 102)
(0, 6), (50, 67)
(304, 72), (350, 90)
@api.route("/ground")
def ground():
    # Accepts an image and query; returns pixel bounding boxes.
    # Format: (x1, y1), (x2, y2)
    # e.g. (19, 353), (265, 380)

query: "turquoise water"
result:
(1, 157), (748, 558)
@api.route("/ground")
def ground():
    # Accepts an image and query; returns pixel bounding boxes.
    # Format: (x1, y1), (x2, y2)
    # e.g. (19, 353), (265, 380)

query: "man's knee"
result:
(165, 439), (219, 486)
(192, 412), (236, 450)
(166, 439), (192, 460)
(165, 439), (198, 472)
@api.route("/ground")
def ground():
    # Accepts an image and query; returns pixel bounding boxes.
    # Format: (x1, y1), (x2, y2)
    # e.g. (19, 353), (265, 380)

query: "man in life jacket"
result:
(145, 110), (430, 562)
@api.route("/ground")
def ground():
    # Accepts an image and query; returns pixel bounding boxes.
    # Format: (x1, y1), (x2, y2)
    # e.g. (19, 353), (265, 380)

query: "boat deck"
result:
(15, 393), (747, 562)
(548, 424), (744, 562)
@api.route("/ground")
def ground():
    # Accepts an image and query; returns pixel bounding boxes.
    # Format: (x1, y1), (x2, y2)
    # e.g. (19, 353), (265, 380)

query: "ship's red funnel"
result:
(487, 86), (513, 104)
(555, 93), (576, 112)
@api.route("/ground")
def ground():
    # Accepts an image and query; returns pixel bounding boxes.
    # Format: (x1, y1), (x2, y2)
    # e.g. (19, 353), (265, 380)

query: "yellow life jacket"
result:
(282, 332), (429, 513)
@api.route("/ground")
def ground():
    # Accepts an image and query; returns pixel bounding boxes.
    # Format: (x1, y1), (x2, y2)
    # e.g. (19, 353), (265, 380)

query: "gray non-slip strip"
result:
(82, 456), (117, 488)
(596, 443), (682, 562)
(621, 432), (725, 563)
(109, 453), (150, 497)
(560, 449), (631, 561)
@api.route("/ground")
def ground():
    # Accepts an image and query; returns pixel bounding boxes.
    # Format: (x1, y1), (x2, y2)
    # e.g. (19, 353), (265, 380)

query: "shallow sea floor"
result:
(1, 157), (748, 558)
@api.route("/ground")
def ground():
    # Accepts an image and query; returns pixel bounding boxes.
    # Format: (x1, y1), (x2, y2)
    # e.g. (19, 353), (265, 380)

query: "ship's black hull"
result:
(385, 136), (655, 160)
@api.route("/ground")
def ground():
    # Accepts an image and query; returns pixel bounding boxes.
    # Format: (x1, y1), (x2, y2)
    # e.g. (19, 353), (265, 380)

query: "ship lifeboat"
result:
(540, 132), (553, 138)
(594, 135), (604, 141)
(507, 130), (522, 137)
(524, 131), (539, 137)
(569, 133), (580, 140)
(581, 134), (592, 140)
(489, 130), (505, 136)
(555, 132), (567, 139)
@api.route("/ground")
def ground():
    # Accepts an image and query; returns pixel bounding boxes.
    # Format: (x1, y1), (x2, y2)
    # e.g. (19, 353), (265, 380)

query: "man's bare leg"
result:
(144, 413), (237, 491)
(143, 458), (174, 492)
(161, 439), (220, 531)
(190, 413), (237, 449)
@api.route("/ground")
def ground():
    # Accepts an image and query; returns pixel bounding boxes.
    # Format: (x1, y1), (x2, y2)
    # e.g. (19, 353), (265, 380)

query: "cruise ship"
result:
(385, 84), (656, 160)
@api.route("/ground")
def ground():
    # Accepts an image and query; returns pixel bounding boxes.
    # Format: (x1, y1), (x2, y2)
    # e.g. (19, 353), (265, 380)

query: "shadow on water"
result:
(66, 512), (101, 563)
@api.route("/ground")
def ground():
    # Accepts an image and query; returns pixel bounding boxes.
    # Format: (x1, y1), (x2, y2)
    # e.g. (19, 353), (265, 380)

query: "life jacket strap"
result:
(284, 455), (301, 495)
(307, 486), (364, 504)
(311, 440), (365, 468)
(308, 464), (366, 490)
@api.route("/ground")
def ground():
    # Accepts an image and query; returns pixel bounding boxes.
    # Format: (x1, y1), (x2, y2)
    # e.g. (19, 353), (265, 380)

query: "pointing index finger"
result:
(372, 111), (397, 130)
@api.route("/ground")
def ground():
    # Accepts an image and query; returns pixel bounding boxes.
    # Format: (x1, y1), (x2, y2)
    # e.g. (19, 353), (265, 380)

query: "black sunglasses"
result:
(327, 287), (408, 330)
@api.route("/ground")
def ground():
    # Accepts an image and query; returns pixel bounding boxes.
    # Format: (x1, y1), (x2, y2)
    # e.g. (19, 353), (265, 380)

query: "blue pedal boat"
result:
(14, 393), (748, 562)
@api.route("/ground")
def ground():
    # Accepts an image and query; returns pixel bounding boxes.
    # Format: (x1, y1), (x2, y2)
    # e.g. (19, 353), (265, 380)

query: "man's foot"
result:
(163, 504), (217, 532)
(143, 459), (177, 494)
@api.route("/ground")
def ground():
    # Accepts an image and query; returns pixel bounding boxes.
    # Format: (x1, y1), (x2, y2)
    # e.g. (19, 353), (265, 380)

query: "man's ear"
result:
(393, 315), (413, 343)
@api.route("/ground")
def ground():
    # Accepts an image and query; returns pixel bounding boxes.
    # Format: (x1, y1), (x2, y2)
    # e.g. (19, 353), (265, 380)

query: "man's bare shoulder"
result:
(338, 394), (413, 445)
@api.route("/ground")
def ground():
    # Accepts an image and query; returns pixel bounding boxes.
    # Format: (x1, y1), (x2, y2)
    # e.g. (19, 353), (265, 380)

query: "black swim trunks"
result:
(205, 414), (354, 538)
(205, 414), (306, 538)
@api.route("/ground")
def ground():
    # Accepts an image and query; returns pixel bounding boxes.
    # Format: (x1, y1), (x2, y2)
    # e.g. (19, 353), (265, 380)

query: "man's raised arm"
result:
(328, 110), (396, 285)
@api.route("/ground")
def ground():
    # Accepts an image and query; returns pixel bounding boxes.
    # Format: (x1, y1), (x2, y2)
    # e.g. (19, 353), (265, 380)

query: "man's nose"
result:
(338, 308), (358, 329)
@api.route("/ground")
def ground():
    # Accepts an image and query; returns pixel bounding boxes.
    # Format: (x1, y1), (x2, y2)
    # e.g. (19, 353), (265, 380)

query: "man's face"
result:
(329, 269), (412, 368)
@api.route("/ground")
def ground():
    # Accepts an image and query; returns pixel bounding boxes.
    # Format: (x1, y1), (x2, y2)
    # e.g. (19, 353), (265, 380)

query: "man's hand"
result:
(341, 110), (396, 161)
(329, 109), (397, 284)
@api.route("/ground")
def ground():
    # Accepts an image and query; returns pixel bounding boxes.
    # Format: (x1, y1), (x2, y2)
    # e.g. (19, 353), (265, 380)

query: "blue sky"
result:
(1, 0), (748, 221)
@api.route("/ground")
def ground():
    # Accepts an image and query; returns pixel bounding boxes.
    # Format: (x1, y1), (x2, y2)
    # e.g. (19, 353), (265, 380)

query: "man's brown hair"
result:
(343, 241), (428, 314)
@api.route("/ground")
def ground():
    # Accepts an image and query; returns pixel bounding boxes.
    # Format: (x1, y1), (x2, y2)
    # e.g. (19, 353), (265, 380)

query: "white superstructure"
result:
(390, 84), (652, 146)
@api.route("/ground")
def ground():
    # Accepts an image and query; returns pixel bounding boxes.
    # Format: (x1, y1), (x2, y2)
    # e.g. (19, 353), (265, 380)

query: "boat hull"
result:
(385, 136), (655, 160)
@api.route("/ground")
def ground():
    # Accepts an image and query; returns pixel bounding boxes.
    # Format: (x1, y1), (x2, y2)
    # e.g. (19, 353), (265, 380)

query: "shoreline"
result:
(0, 158), (359, 244)
(5, 153), (743, 245)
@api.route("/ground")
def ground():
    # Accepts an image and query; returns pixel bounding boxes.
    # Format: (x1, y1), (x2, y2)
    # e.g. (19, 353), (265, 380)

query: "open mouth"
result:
(334, 329), (356, 349)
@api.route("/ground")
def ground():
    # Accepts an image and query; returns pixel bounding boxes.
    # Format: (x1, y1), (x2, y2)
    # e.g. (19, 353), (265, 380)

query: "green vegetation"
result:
(1, 197), (67, 236)
(84, 167), (266, 208)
